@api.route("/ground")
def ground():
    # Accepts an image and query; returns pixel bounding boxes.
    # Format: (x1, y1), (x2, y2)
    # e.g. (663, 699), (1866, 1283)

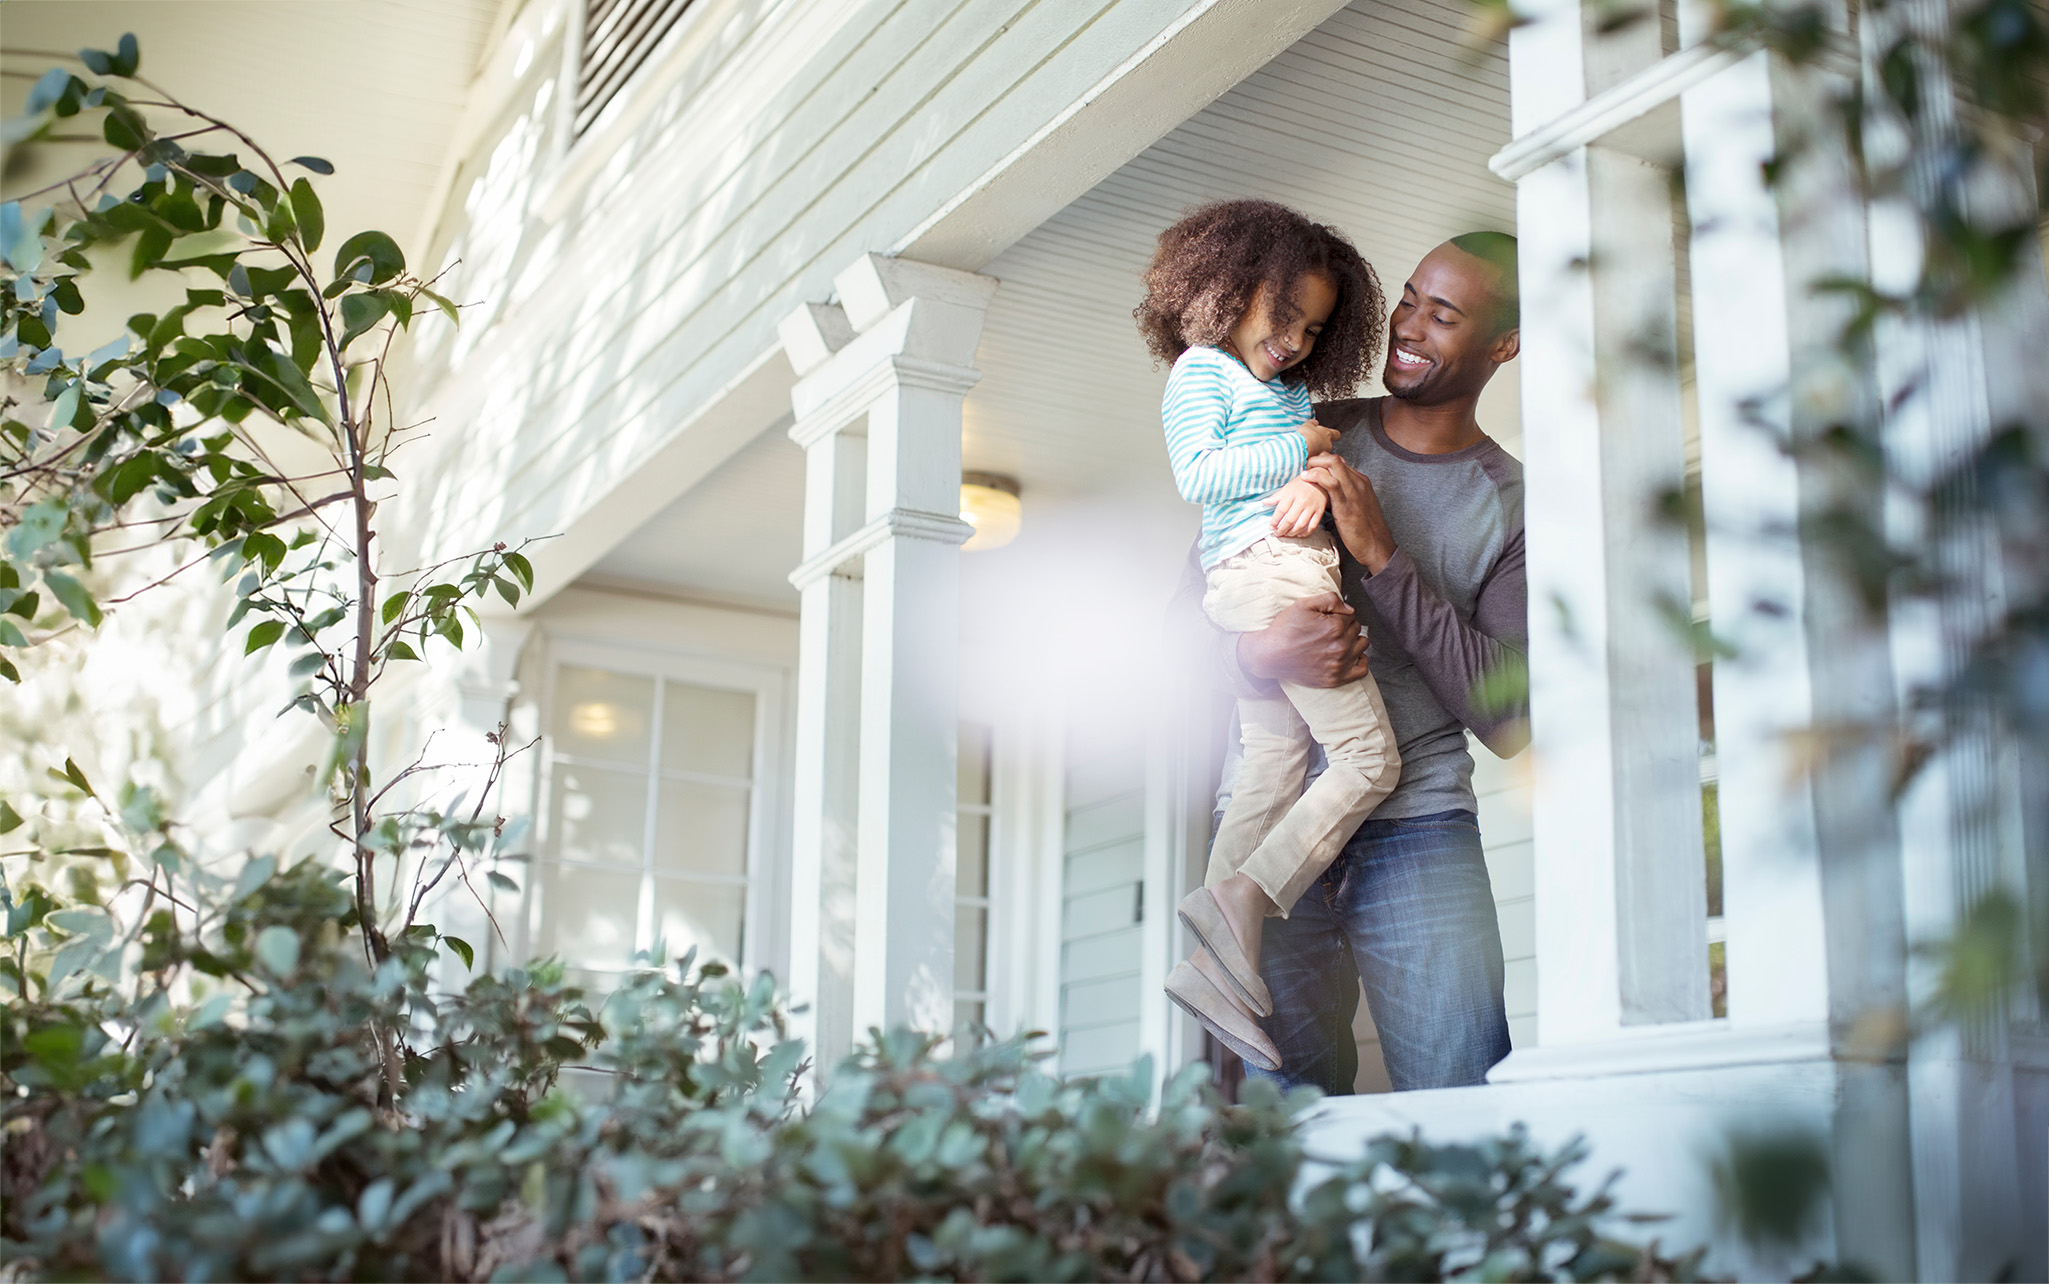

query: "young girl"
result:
(1135, 200), (1401, 1071)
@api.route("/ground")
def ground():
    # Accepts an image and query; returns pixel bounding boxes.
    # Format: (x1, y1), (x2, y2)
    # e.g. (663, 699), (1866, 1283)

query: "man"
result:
(1177, 232), (1527, 1093)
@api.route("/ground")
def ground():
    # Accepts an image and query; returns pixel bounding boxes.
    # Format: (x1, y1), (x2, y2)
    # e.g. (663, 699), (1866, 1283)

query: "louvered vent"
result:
(576, 0), (694, 136)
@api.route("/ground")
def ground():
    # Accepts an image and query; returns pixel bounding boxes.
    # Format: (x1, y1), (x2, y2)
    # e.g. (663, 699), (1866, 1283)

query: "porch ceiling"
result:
(0, 0), (504, 272)
(599, 0), (1517, 610)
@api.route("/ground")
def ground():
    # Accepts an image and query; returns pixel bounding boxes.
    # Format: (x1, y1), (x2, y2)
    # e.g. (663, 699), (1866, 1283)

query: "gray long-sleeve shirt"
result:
(1175, 396), (1529, 820)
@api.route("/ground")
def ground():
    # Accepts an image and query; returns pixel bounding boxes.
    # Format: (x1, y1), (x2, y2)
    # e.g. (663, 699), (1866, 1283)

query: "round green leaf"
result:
(339, 291), (391, 349)
(252, 924), (300, 977)
(332, 230), (403, 286)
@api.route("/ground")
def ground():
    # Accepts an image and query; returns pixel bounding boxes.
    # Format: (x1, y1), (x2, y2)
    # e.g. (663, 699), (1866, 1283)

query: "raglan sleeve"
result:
(1356, 527), (1530, 757)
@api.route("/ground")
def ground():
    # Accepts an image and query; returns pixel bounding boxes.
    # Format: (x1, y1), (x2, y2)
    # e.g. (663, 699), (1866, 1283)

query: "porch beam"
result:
(894, 0), (1352, 271)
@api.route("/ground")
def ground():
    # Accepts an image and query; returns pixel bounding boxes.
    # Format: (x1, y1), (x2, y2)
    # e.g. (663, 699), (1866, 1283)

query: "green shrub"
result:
(1, 858), (1697, 1283)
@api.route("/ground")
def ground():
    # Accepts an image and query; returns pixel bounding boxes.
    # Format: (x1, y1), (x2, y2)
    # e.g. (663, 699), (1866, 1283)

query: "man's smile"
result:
(1390, 345), (1430, 369)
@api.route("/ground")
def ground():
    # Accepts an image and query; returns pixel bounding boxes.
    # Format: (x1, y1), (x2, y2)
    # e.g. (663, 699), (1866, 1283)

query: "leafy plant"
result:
(2, 850), (1692, 1282)
(1, 38), (538, 1042)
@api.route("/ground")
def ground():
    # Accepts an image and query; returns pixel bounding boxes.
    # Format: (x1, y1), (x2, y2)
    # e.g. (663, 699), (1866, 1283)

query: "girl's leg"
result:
(1236, 671), (1400, 916)
(1191, 693), (1310, 1006)
(1205, 693), (1312, 882)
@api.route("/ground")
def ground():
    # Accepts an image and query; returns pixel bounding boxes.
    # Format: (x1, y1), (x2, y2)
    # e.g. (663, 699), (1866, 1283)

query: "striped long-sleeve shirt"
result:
(1162, 345), (1316, 568)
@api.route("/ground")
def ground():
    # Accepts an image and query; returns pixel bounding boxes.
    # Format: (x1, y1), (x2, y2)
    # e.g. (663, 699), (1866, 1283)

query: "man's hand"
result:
(1264, 477), (1328, 538)
(1298, 418), (1339, 457)
(1304, 452), (1396, 573)
(1236, 592), (1371, 688)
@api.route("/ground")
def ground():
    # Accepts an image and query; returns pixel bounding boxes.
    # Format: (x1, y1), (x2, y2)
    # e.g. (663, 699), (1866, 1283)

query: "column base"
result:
(1485, 1018), (1828, 1081)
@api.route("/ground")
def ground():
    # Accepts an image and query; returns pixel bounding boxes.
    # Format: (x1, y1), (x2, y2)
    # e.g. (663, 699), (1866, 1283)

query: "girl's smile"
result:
(1225, 273), (1338, 382)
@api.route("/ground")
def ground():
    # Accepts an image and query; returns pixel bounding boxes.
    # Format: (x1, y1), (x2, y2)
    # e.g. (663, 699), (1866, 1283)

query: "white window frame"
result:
(955, 721), (996, 1028)
(522, 634), (789, 982)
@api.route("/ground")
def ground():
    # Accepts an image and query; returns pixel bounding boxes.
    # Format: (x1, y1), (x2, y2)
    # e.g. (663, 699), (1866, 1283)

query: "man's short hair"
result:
(1448, 231), (1519, 335)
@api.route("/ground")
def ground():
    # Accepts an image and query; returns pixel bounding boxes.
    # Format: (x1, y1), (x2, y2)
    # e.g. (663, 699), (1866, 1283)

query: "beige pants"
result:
(1201, 531), (1400, 916)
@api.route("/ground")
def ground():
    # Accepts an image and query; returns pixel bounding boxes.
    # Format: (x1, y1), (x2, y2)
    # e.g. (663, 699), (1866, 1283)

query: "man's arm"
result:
(1304, 451), (1529, 757)
(1357, 532), (1528, 757)
(1169, 543), (1372, 698)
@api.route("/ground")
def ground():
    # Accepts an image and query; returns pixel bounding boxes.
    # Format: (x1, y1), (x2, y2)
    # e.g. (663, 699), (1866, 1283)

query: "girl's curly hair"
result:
(1134, 199), (1385, 400)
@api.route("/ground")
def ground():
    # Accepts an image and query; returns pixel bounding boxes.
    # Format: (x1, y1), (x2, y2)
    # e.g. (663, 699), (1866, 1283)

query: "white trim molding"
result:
(787, 507), (975, 591)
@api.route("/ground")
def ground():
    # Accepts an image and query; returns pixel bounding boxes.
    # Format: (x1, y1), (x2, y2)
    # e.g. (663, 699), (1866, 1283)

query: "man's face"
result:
(1382, 245), (1517, 404)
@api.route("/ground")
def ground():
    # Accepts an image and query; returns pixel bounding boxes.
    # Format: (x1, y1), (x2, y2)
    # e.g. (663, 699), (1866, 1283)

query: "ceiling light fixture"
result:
(959, 472), (1022, 552)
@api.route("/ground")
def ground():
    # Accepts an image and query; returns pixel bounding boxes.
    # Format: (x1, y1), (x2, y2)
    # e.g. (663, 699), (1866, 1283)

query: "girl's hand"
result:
(1264, 477), (1329, 538)
(1303, 452), (1396, 573)
(1299, 419), (1339, 457)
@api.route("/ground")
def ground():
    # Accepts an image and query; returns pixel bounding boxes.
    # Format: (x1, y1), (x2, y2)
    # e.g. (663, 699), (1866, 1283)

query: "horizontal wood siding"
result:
(394, 0), (1228, 581)
(1059, 730), (1147, 1078)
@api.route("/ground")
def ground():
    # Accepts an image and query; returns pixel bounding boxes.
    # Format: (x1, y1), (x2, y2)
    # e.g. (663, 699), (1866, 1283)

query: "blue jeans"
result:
(1246, 809), (1511, 1094)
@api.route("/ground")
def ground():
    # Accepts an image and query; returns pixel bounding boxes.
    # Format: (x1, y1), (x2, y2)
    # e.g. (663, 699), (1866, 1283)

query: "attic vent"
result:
(576, 0), (694, 136)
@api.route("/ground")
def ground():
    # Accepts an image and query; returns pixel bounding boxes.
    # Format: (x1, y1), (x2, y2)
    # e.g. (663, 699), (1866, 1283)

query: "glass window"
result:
(537, 661), (757, 988)
(553, 666), (654, 765)
(662, 681), (755, 779)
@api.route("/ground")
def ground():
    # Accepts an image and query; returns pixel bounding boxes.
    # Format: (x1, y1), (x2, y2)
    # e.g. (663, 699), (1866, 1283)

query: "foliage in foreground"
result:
(0, 859), (1698, 1284)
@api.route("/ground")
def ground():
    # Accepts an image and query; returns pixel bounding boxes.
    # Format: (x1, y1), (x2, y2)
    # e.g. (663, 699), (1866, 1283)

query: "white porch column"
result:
(779, 255), (997, 1068)
(1504, 0), (1711, 1050)
(1681, 29), (1924, 1276)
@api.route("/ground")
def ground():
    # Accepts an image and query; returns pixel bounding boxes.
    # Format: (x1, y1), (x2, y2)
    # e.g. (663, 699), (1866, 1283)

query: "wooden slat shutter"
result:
(576, 0), (694, 136)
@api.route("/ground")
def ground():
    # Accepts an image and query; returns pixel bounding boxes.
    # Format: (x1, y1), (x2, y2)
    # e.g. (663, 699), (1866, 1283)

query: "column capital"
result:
(781, 254), (999, 429)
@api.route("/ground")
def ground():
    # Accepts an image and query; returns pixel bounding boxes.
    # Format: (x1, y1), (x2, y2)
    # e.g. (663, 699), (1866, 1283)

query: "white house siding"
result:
(1057, 725), (1149, 1077)
(1477, 753), (1538, 1049)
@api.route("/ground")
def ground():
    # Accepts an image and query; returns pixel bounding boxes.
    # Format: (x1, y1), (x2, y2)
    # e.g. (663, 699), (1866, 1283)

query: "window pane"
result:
(955, 902), (987, 994)
(537, 864), (642, 971)
(958, 721), (992, 805)
(554, 666), (655, 765)
(661, 681), (755, 778)
(653, 877), (745, 965)
(958, 812), (990, 900)
(653, 780), (749, 879)
(551, 767), (647, 868)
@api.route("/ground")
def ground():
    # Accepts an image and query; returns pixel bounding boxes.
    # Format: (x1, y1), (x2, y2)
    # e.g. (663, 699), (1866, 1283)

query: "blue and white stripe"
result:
(1162, 345), (1315, 568)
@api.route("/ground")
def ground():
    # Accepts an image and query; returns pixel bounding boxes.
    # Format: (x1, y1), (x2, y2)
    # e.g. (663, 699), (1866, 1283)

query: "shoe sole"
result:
(1177, 895), (1273, 1017)
(1166, 987), (1281, 1073)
